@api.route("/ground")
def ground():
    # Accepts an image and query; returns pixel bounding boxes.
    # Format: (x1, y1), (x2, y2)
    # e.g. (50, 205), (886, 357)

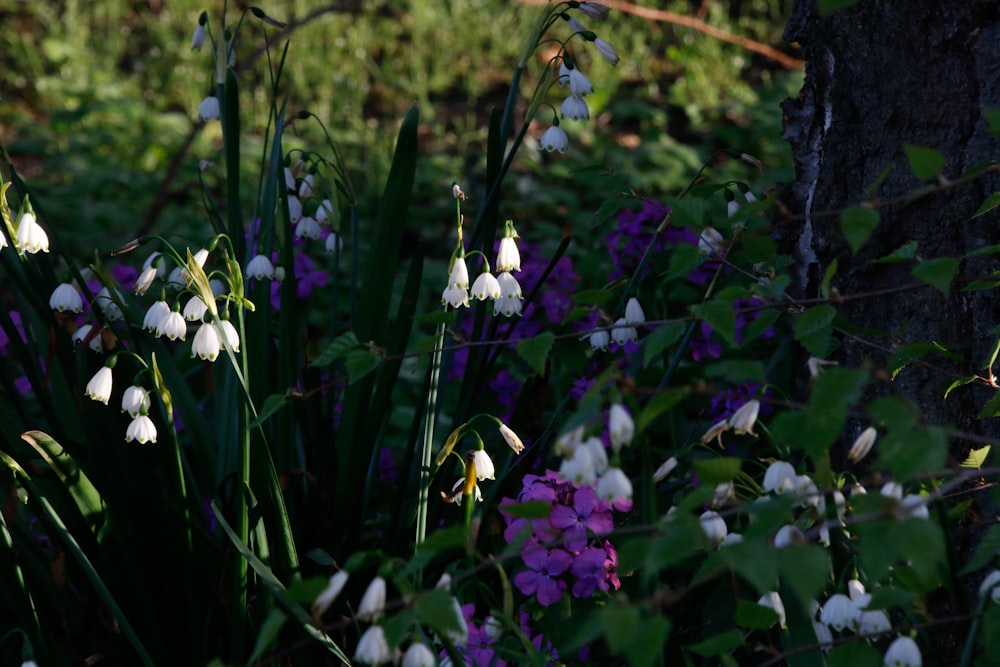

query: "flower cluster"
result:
(442, 219), (524, 318)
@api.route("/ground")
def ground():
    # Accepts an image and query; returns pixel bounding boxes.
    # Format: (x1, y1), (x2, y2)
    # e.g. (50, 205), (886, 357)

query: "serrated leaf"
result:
(904, 144), (946, 180)
(878, 426), (948, 480)
(691, 298), (737, 347)
(311, 331), (360, 366)
(840, 207), (880, 254)
(516, 332), (554, 375)
(979, 391), (1000, 418)
(962, 445), (991, 469)
(346, 348), (381, 384)
(643, 321), (686, 368)
(414, 588), (464, 640)
(887, 342), (941, 380)
(692, 457), (741, 485)
(973, 192), (1000, 218)
(818, 0), (860, 15)
(743, 308), (780, 343)
(793, 305), (837, 357)
(736, 599), (780, 630)
(872, 240), (919, 264)
(912, 256), (959, 297)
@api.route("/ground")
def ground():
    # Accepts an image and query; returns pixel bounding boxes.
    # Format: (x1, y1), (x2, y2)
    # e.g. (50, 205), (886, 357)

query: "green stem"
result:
(416, 322), (446, 545)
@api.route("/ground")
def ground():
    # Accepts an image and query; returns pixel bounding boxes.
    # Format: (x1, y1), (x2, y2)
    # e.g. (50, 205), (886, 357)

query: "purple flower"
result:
(270, 251), (329, 308)
(514, 545), (573, 606)
(550, 486), (614, 552)
(605, 200), (671, 280)
(690, 321), (722, 361)
(570, 546), (611, 598)
(604, 540), (621, 591)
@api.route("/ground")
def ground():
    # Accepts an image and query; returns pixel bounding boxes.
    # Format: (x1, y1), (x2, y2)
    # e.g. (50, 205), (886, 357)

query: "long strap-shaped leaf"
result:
(210, 501), (351, 665)
(0, 448), (155, 667)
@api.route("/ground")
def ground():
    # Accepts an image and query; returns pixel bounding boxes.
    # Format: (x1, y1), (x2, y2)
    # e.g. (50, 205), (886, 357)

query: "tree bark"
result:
(781, 0), (1000, 660)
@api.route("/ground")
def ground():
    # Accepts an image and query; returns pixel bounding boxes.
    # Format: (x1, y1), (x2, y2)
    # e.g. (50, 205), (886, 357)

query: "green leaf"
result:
(247, 392), (289, 429)
(986, 108), (1000, 135)
(346, 348), (381, 384)
(887, 342), (944, 380)
(775, 545), (831, 602)
(414, 588), (464, 640)
(311, 331), (361, 366)
(516, 332), (555, 375)
(704, 360), (766, 383)
(636, 388), (689, 433)
(872, 240), (919, 264)
(912, 256), (960, 297)
(878, 426), (948, 480)
(643, 321), (686, 368)
(864, 586), (917, 610)
(691, 298), (737, 347)
(735, 599), (780, 630)
(743, 309), (781, 343)
(868, 395), (920, 431)
(499, 500), (552, 519)
(688, 629), (745, 657)
(944, 375), (978, 399)
(840, 207), (880, 254)
(827, 641), (882, 667)
(571, 289), (615, 306)
(623, 615), (671, 667)
(962, 445), (991, 469)
(962, 524), (1000, 574)
(818, 0), (860, 15)
(246, 609), (288, 665)
(904, 144), (946, 180)
(973, 192), (1000, 218)
(820, 258), (838, 299)
(692, 457), (741, 485)
(742, 235), (777, 264)
(793, 305), (837, 357)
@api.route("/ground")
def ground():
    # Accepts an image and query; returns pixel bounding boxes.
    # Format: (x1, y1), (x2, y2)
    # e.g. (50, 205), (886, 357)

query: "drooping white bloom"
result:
(897, 494), (929, 520)
(448, 477), (482, 504)
(157, 310), (187, 341)
(593, 37), (620, 65)
(316, 198), (335, 223)
(609, 403), (634, 452)
(847, 579), (866, 600)
(357, 576), (387, 620)
(441, 285), (469, 309)
(763, 461), (797, 494)
(448, 257), (469, 289)
(295, 216), (323, 240)
(758, 592), (786, 628)
(49, 283), (83, 313)
(582, 436), (608, 475)
(848, 426), (877, 463)
(588, 329), (610, 351)
(856, 606), (891, 636)
(134, 266), (158, 296)
(283, 167), (296, 190)
(796, 474), (823, 512)
(721, 532), (744, 547)
(884, 636), (922, 667)
(652, 457), (678, 483)
(470, 272), (501, 300)
(698, 227), (725, 255)
(72, 324), (104, 352)
(499, 423), (524, 454)
(470, 449), (495, 481)
(700, 419), (729, 445)
(218, 319), (240, 352)
(125, 414), (157, 444)
(121, 385), (150, 417)
(298, 173), (315, 199)
(624, 298), (645, 325)
(540, 125), (569, 153)
(401, 642), (436, 667)
(245, 254), (275, 280)
(713, 482), (736, 507)
(85, 366), (114, 404)
(198, 96), (221, 122)
(699, 510), (728, 546)
(566, 67), (593, 96)
(820, 594), (857, 632)
(16, 211), (49, 254)
(191, 24), (206, 50)
(565, 16), (588, 34)
(325, 232), (343, 254)
(727, 200), (741, 219)
(496, 237), (521, 273)
(183, 296), (209, 322)
(559, 445), (597, 486)
(554, 425), (584, 456)
(95, 287), (123, 321)
(561, 94), (590, 121)
(980, 570), (1000, 603)
(595, 467), (633, 503)
(578, 2), (611, 20)
(313, 570), (349, 615)
(610, 317), (637, 346)
(484, 615), (503, 640)
(880, 481), (904, 500)
(494, 271), (523, 316)
(287, 195), (303, 223)
(728, 400), (760, 436)
(773, 524), (805, 549)
(354, 624), (391, 665)
(191, 322), (221, 361)
(445, 595), (469, 645)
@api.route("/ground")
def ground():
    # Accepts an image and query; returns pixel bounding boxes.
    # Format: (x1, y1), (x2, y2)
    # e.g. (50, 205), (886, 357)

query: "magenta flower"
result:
(514, 545), (573, 606)
(570, 546), (611, 598)
(550, 486), (614, 551)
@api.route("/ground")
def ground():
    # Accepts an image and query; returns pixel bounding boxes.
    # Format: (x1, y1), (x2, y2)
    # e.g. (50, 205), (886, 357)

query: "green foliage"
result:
(840, 206), (880, 254)
(904, 144), (947, 180)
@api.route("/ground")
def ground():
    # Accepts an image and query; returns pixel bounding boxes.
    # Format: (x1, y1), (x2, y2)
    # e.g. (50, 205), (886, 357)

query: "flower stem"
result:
(416, 321), (445, 545)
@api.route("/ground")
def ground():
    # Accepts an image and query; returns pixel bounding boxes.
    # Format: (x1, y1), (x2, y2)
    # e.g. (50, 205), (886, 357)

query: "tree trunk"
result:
(781, 0), (1000, 660)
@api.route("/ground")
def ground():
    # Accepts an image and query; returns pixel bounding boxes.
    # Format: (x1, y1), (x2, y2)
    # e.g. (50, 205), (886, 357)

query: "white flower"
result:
(566, 67), (593, 96)
(582, 436), (608, 475)
(435, 573), (452, 590)
(496, 271), (521, 298)
(499, 423), (524, 454)
(448, 257), (469, 289)
(95, 287), (123, 321)
(774, 524), (805, 549)
(652, 457), (678, 483)
(192, 322), (221, 361)
(609, 403), (634, 452)
(484, 615), (503, 640)
(401, 643), (436, 667)
(699, 510), (727, 545)
(121, 385), (150, 417)
(589, 329), (610, 351)
(981, 570), (1000, 603)
(134, 266), (158, 296)
(758, 592), (786, 628)
(856, 607), (891, 636)
(763, 461), (797, 494)
(540, 125), (569, 153)
(698, 227), (725, 255)
(848, 427), (877, 463)
(183, 296), (209, 322)
(49, 283), (83, 313)
(325, 232), (344, 254)
(559, 446), (597, 487)
(884, 636), (922, 667)
(313, 570), (349, 615)
(16, 211), (49, 254)
(357, 576), (387, 620)
(624, 297), (645, 325)
(727, 200), (741, 219)
(496, 237), (521, 273)
(85, 366), (114, 404)
(316, 198), (335, 223)
(298, 173), (315, 199)
(897, 494), (929, 520)
(283, 167), (296, 190)
(713, 482), (736, 507)
(448, 477), (482, 504)
(807, 356), (838, 378)
(470, 272), (501, 300)
(157, 310), (187, 341)
(441, 285), (469, 309)
(796, 474), (823, 512)
(593, 37), (620, 65)
(295, 216), (322, 240)
(847, 579), (866, 600)
(721, 532), (744, 547)
(218, 319), (240, 352)
(246, 254), (275, 280)
(701, 419), (730, 445)
(595, 467), (633, 503)
(566, 16), (588, 33)
(125, 414), (157, 444)
(446, 595), (469, 645)
(198, 96), (221, 122)
(578, 2), (611, 20)
(728, 400), (760, 436)
(554, 426), (584, 456)
(191, 23), (206, 50)
(470, 449), (495, 481)
(820, 594), (857, 632)
(561, 94), (590, 120)
(287, 195), (303, 223)
(72, 324), (104, 352)
(610, 318), (637, 346)
(354, 625), (391, 665)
